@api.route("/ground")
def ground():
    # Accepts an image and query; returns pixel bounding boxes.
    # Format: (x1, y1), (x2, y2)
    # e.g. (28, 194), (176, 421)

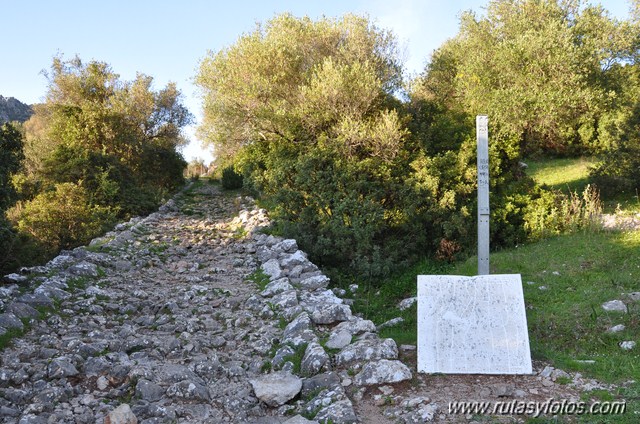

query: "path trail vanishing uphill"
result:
(0, 182), (411, 423)
(0, 182), (625, 423)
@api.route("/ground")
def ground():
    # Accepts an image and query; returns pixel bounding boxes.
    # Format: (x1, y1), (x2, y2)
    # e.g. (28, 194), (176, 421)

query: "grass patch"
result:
(346, 230), (640, 393)
(0, 303), (57, 350)
(344, 259), (451, 346)
(283, 343), (308, 375)
(526, 156), (640, 214)
(66, 276), (92, 291)
(0, 327), (26, 350)
(246, 269), (270, 291)
(451, 230), (640, 385)
(527, 157), (595, 194)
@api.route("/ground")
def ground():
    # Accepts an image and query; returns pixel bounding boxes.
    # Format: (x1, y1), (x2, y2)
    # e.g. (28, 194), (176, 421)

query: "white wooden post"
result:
(476, 115), (490, 275)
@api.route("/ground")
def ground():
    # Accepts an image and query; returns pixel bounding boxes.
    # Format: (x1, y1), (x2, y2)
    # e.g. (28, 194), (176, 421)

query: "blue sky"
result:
(0, 0), (632, 162)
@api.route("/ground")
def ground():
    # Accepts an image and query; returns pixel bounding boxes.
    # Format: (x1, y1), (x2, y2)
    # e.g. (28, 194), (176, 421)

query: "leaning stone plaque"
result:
(417, 274), (532, 374)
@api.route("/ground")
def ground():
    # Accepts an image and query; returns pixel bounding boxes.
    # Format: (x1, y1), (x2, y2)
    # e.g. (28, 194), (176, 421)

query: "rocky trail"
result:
(0, 182), (629, 423)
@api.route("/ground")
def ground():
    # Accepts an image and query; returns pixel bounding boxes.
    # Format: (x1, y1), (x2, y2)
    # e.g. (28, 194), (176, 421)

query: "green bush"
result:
(0, 216), (48, 275)
(590, 144), (640, 197)
(524, 185), (602, 241)
(0, 123), (24, 211)
(221, 165), (243, 190)
(15, 182), (117, 253)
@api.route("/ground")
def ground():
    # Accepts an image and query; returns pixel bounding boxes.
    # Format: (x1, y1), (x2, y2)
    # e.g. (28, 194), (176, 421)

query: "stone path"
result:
(0, 182), (629, 423)
(0, 183), (412, 423)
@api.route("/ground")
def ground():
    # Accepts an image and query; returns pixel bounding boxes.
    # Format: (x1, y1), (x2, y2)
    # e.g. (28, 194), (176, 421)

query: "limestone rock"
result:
(7, 302), (40, 318)
(0, 313), (23, 330)
(105, 404), (138, 424)
(250, 371), (302, 407)
(335, 338), (398, 366)
(166, 379), (210, 401)
(314, 399), (358, 424)
(607, 324), (626, 333)
(301, 342), (330, 376)
(280, 250), (307, 268)
(274, 239), (298, 253)
(377, 317), (404, 330)
(620, 341), (636, 350)
(301, 372), (341, 398)
(47, 357), (79, 378)
(326, 330), (352, 350)
(332, 317), (377, 337)
(67, 260), (99, 277)
(601, 300), (627, 313)
(17, 292), (53, 308)
(397, 297), (417, 311)
(135, 379), (165, 402)
(310, 303), (352, 324)
(2, 273), (28, 285)
(283, 415), (319, 424)
(298, 274), (330, 291)
(354, 359), (412, 386)
(262, 258), (284, 280)
(272, 290), (299, 309)
(261, 277), (294, 297)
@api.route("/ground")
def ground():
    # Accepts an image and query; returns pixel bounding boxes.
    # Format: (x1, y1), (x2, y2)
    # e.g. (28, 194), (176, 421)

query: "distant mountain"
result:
(0, 95), (33, 124)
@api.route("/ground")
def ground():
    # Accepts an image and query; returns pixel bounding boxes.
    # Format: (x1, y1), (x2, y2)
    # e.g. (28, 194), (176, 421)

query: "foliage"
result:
(14, 182), (116, 252)
(524, 184), (603, 241)
(196, 13), (558, 278)
(352, 227), (640, 424)
(0, 123), (24, 211)
(589, 69), (640, 197)
(4, 56), (191, 264)
(416, 0), (638, 156)
(196, 13), (402, 160)
(221, 165), (243, 190)
(185, 158), (208, 179)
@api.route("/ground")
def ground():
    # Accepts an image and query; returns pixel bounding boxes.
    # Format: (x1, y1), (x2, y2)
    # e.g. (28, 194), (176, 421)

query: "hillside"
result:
(0, 95), (32, 123)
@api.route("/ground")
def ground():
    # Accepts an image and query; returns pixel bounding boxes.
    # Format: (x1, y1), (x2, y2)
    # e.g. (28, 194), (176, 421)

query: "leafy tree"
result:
(185, 158), (208, 179)
(4, 56), (192, 263)
(18, 56), (191, 216)
(15, 182), (116, 252)
(197, 14), (424, 274)
(0, 123), (24, 211)
(196, 13), (403, 161)
(417, 0), (637, 156)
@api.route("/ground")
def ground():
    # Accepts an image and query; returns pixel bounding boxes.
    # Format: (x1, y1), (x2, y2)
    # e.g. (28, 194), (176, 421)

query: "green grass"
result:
(527, 156), (640, 214)
(451, 230), (640, 384)
(347, 229), (640, 421)
(527, 157), (595, 194)
(345, 259), (451, 345)
(246, 269), (270, 291)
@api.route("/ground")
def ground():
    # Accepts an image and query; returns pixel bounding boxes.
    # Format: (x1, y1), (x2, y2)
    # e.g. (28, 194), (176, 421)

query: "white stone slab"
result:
(417, 274), (532, 374)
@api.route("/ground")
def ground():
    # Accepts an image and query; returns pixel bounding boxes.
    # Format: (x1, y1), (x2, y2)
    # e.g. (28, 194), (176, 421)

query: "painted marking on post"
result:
(477, 115), (489, 275)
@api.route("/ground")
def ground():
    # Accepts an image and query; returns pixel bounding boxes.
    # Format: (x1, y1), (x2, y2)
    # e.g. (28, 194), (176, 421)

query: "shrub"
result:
(0, 216), (48, 275)
(524, 185), (602, 241)
(221, 165), (243, 190)
(14, 182), (117, 252)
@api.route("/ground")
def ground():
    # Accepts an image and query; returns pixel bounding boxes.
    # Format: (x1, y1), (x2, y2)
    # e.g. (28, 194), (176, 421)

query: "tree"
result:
(0, 123), (24, 211)
(416, 0), (637, 156)
(196, 13), (403, 161)
(15, 182), (115, 252)
(6, 56), (192, 259)
(185, 158), (207, 178)
(196, 14), (424, 275)
(19, 56), (192, 216)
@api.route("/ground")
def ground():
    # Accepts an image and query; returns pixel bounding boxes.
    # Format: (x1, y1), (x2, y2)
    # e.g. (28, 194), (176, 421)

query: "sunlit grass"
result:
(526, 157), (595, 193)
(347, 229), (640, 385)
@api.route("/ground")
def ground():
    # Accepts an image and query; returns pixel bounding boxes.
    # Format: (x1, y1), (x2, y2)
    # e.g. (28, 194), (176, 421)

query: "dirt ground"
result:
(351, 347), (617, 423)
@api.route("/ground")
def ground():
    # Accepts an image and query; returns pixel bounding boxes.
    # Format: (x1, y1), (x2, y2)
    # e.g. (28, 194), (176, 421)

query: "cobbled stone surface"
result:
(0, 183), (400, 423)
